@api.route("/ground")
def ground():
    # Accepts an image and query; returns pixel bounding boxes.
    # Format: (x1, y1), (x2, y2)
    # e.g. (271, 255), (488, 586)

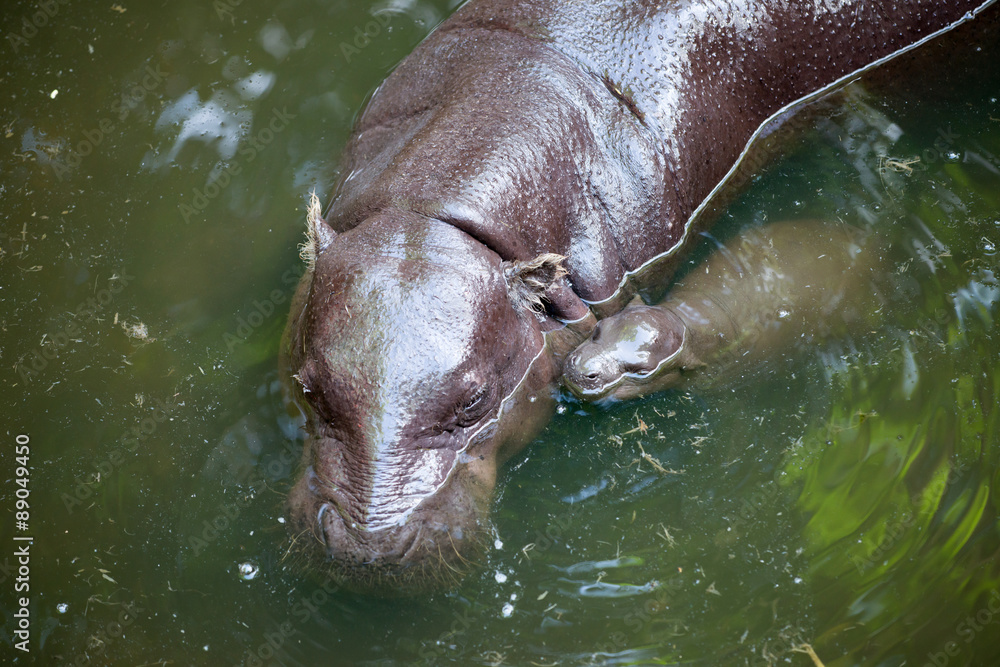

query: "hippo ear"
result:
(502, 253), (569, 315)
(299, 191), (337, 269)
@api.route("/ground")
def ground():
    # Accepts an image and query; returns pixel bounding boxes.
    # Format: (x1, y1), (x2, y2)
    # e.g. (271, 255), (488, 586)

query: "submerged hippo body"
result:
(564, 221), (880, 401)
(283, 0), (995, 595)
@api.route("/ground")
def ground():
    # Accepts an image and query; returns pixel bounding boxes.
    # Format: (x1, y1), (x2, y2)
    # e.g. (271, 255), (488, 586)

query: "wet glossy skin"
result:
(565, 220), (880, 401)
(283, 0), (994, 595)
(564, 303), (694, 401)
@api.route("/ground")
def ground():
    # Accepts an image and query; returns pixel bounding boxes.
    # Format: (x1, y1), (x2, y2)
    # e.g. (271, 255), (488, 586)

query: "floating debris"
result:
(237, 561), (259, 581)
(121, 320), (153, 342)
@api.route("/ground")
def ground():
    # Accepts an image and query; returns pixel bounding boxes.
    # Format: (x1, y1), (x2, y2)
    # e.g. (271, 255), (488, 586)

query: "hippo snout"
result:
(286, 446), (492, 596)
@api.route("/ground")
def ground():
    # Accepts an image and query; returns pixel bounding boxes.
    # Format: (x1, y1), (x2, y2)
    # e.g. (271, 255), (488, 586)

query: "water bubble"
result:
(777, 308), (791, 319)
(944, 150), (961, 163)
(494, 538), (503, 549)
(982, 237), (997, 255)
(237, 561), (259, 581)
(495, 571), (508, 583)
(501, 602), (514, 617)
(57, 603), (69, 614)
(556, 404), (567, 414)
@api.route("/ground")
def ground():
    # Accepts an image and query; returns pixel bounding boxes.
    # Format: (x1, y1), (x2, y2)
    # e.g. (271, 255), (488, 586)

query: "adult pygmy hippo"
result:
(564, 221), (880, 402)
(282, 0), (995, 595)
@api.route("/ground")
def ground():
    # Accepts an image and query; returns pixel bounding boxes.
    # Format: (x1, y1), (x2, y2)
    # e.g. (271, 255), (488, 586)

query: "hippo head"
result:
(563, 303), (694, 402)
(282, 206), (585, 595)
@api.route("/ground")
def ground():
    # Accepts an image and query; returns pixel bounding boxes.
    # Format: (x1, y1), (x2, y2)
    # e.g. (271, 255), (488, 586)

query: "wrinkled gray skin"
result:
(283, 0), (995, 595)
(564, 221), (880, 401)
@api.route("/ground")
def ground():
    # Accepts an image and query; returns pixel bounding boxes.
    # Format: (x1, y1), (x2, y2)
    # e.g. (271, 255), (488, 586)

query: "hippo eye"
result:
(457, 385), (491, 427)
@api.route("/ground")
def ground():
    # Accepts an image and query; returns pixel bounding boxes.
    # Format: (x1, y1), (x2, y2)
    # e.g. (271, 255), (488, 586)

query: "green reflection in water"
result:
(1, 0), (998, 666)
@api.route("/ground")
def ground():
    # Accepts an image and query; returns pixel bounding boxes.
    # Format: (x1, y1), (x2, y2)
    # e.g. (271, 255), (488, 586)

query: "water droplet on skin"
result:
(238, 561), (259, 581)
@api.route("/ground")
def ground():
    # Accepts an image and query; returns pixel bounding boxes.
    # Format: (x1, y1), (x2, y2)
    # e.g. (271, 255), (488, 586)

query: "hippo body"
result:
(563, 220), (881, 402)
(283, 0), (995, 595)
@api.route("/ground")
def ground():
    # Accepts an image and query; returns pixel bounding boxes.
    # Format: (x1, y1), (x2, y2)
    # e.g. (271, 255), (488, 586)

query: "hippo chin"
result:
(282, 0), (995, 595)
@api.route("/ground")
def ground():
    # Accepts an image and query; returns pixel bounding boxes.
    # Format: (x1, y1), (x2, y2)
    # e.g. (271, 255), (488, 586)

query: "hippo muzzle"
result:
(286, 435), (497, 594)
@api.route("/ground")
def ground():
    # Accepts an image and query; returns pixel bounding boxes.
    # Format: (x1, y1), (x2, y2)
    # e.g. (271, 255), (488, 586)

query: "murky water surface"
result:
(1, 1), (998, 665)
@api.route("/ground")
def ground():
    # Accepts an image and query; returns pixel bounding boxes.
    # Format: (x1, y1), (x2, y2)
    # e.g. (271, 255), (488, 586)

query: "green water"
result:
(1, 1), (998, 665)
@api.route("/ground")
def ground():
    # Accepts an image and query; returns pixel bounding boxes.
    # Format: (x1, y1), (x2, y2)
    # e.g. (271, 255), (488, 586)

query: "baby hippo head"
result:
(563, 303), (689, 402)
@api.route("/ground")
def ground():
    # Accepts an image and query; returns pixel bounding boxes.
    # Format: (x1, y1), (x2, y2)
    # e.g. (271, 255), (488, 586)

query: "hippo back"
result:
(326, 0), (992, 308)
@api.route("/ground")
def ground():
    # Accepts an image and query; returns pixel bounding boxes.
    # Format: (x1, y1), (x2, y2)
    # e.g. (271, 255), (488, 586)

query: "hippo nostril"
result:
(317, 502), (334, 549)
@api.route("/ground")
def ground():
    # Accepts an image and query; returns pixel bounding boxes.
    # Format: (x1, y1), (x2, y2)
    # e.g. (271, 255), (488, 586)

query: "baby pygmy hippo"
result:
(563, 220), (880, 401)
